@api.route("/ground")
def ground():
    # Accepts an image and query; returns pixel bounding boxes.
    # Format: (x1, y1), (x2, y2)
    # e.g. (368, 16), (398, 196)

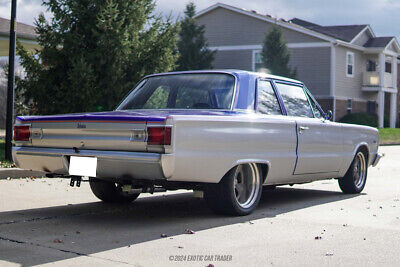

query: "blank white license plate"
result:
(69, 156), (97, 177)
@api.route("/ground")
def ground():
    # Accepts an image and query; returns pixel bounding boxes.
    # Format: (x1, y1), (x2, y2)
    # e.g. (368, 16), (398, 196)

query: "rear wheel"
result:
(204, 163), (262, 216)
(89, 178), (140, 203)
(338, 151), (368, 194)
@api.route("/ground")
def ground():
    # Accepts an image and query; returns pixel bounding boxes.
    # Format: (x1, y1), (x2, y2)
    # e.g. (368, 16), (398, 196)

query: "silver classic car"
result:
(13, 70), (382, 215)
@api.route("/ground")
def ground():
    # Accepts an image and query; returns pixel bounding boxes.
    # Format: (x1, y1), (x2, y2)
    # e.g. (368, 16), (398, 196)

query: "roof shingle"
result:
(363, 37), (394, 48)
(290, 18), (367, 42)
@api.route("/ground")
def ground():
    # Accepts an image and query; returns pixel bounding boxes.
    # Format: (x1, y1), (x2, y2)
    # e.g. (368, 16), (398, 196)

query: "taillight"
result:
(14, 125), (30, 142)
(147, 126), (171, 146)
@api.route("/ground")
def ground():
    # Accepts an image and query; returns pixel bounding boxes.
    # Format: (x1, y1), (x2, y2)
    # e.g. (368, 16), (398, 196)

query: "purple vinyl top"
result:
(16, 109), (249, 123)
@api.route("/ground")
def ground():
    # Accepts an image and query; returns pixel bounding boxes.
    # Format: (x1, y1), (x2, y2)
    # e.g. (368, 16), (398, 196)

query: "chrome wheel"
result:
(353, 152), (367, 188)
(233, 163), (261, 209)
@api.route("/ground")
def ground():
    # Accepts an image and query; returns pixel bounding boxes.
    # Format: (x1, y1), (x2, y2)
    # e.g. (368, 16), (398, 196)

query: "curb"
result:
(0, 168), (46, 179)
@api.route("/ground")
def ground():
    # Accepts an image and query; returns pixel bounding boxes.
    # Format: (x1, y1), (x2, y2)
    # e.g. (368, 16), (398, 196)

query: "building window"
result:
(385, 62), (392, 73)
(346, 52), (355, 77)
(347, 99), (353, 114)
(253, 50), (264, 72)
(367, 60), (377, 72)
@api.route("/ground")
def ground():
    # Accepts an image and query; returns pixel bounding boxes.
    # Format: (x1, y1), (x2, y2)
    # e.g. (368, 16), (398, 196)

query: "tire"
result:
(89, 178), (140, 203)
(338, 150), (368, 194)
(204, 163), (263, 216)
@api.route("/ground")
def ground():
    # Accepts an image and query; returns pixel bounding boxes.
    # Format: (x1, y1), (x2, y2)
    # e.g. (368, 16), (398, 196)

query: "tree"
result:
(261, 27), (296, 78)
(16, 0), (179, 115)
(176, 2), (216, 71)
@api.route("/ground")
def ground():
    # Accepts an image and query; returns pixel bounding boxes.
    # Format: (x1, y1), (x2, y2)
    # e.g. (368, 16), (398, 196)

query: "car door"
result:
(255, 79), (298, 184)
(274, 81), (343, 175)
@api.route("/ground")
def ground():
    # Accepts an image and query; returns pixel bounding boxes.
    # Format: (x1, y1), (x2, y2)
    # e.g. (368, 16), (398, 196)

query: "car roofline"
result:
(143, 69), (303, 84)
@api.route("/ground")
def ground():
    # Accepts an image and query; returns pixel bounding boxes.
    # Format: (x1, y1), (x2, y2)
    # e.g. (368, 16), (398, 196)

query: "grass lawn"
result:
(379, 128), (400, 145)
(0, 139), (13, 168)
(0, 139), (5, 162)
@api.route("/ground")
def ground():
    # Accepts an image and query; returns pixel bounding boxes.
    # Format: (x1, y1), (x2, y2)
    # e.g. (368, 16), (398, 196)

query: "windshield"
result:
(117, 73), (235, 110)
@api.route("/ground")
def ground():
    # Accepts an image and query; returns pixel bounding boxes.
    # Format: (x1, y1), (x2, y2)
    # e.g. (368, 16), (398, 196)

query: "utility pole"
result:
(5, 0), (17, 161)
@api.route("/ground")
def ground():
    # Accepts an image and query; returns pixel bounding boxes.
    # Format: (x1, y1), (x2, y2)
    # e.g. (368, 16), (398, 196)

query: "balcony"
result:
(362, 71), (396, 92)
(384, 72), (393, 88)
(363, 71), (380, 87)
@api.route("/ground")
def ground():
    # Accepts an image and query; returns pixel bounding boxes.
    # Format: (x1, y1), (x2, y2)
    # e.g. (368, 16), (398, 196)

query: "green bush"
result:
(339, 113), (390, 127)
(339, 113), (378, 127)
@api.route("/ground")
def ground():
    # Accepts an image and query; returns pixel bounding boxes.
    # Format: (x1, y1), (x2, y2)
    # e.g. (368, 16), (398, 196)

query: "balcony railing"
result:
(384, 72), (393, 88)
(363, 72), (380, 86)
(363, 71), (394, 88)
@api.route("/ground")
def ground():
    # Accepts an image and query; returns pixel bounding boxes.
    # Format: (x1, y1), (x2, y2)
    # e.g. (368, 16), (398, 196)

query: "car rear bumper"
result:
(372, 152), (384, 167)
(12, 147), (165, 180)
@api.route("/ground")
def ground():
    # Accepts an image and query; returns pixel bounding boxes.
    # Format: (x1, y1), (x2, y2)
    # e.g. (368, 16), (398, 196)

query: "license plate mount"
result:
(69, 156), (97, 177)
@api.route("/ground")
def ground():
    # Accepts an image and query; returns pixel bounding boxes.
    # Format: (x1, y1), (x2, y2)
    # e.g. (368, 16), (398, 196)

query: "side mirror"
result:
(324, 110), (333, 121)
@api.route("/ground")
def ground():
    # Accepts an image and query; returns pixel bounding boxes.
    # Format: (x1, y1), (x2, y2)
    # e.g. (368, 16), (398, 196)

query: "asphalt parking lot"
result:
(0, 146), (399, 266)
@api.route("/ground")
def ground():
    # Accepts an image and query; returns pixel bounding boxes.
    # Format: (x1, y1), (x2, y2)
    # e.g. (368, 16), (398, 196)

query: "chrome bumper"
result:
(12, 147), (165, 180)
(372, 153), (384, 167)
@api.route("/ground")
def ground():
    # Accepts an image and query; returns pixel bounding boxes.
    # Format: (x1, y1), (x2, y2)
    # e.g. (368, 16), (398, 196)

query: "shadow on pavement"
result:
(0, 186), (359, 266)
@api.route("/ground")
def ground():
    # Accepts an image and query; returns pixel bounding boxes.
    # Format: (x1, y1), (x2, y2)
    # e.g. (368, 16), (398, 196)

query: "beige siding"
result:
(290, 47), (331, 96)
(212, 47), (331, 96)
(212, 50), (253, 70)
(352, 30), (370, 46)
(335, 46), (378, 101)
(196, 7), (325, 47)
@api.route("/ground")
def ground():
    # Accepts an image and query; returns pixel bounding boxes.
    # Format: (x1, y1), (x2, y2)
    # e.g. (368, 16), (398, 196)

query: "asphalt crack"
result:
(0, 236), (26, 244)
(0, 235), (133, 265)
(0, 206), (133, 226)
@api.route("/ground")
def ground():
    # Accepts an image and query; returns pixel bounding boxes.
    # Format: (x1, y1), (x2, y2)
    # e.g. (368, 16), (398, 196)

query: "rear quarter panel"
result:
(163, 114), (297, 184)
(338, 123), (379, 176)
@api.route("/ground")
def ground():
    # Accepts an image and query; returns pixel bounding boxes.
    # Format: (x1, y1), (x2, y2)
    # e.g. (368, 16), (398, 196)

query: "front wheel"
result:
(204, 163), (263, 216)
(338, 151), (368, 194)
(89, 178), (140, 203)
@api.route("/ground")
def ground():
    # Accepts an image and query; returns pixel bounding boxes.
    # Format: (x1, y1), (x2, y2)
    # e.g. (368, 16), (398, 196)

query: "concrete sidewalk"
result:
(0, 168), (45, 179)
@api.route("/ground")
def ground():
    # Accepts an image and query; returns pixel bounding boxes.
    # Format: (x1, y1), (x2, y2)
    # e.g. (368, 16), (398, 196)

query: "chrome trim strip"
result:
(13, 147), (161, 162)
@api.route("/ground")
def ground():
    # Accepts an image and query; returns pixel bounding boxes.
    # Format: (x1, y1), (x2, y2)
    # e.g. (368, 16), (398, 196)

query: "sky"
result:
(0, 0), (400, 39)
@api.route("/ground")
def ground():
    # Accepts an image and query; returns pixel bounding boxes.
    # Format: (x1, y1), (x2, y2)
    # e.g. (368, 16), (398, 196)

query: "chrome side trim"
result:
(372, 153), (384, 167)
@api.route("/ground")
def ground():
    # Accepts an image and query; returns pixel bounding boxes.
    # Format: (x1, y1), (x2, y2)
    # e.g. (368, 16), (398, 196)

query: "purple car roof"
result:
(144, 69), (302, 84)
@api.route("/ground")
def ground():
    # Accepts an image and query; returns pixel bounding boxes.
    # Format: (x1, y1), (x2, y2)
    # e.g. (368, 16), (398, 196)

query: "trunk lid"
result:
(16, 110), (244, 151)
(16, 110), (167, 151)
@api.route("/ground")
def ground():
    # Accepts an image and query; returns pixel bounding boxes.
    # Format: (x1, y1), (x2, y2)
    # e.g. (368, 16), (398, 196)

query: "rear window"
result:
(118, 73), (235, 110)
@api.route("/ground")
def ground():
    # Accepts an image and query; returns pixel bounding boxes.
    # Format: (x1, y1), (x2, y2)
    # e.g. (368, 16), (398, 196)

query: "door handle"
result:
(298, 126), (309, 133)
